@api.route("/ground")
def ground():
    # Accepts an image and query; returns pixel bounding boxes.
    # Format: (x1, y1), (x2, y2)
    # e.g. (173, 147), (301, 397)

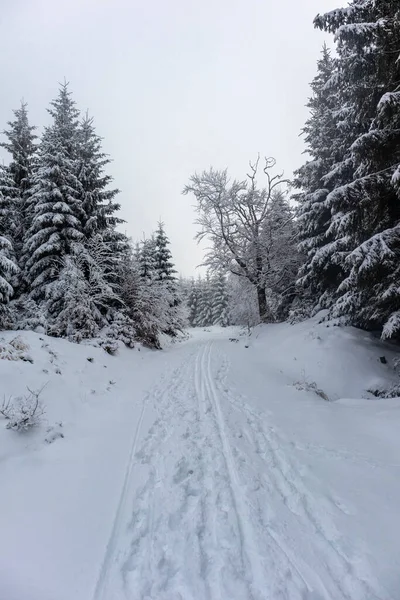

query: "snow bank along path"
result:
(92, 326), (400, 600)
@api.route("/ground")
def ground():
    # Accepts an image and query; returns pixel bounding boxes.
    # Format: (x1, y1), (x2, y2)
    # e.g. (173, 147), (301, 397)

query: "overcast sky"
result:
(1, 0), (339, 277)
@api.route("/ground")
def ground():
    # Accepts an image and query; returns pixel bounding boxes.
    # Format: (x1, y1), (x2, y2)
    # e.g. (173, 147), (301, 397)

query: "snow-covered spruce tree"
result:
(1, 101), (37, 280)
(315, 1), (400, 338)
(139, 236), (157, 279)
(0, 187), (19, 328)
(45, 237), (124, 342)
(154, 221), (177, 282)
(121, 239), (180, 348)
(261, 190), (300, 321)
(77, 113), (127, 255)
(23, 83), (84, 298)
(74, 112), (133, 339)
(118, 247), (161, 348)
(0, 166), (18, 246)
(292, 45), (345, 313)
(211, 272), (230, 326)
(153, 221), (186, 336)
(197, 273), (213, 327)
(187, 277), (201, 327)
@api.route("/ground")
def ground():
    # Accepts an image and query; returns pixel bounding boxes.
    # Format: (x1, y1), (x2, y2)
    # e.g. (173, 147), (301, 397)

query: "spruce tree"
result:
(76, 112), (128, 299)
(0, 187), (18, 326)
(187, 278), (201, 326)
(139, 236), (157, 279)
(77, 113), (126, 246)
(293, 46), (344, 310)
(154, 221), (177, 281)
(211, 272), (229, 326)
(153, 221), (185, 335)
(315, 1), (400, 338)
(1, 101), (37, 272)
(197, 274), (213, 327)
(23, 83), (84, 297)
(262, 191), (300, 320)
(119, 247), (161, 348)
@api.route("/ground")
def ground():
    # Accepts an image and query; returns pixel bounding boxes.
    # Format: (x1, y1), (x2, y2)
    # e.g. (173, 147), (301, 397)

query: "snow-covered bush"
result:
(99, 338), (119, 355)
(0, 336), (33, 362)
(293, 371), (330, 401)
(105, 310), (136, 348)
(8, 296), (47, 332)
(0, 386), (46, 431)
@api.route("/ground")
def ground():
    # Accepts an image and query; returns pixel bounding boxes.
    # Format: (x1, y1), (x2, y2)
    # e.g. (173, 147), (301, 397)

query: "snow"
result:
(1, 318), (400, 600)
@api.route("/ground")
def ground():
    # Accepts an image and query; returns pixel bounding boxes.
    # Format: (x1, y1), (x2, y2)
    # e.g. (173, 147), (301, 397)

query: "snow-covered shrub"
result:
(293, 373), (330, 401)
(288, 292), (315, 324)
(105, 310), (136, 348)
(0, 386), (46, 431)
(100, 338), (119, 355)
(9, 295), (47, 332)
(0, 336), (33, 362)
(8, 335), (29, 352)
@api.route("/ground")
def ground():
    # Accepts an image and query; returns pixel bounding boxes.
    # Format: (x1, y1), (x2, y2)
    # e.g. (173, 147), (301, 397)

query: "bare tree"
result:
(183, 157), (288, 321)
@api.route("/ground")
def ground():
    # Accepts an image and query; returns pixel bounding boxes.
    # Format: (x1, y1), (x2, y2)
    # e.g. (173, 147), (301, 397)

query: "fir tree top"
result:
(154, 221), (177, 282)
(1, 101), (37, 191)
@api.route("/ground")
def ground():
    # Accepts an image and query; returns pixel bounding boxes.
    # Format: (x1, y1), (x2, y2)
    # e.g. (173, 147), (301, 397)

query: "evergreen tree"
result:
(187, 277), (201, 327)
(0, 166), (18, 246)
(211, 272), (230, 326)
(153, 221), (185, 335)
(293, 46), (344, 310)
(197, 274), (213, 327)
(0, 101), (37, 271)
(118, 248), (158, 347)
(154, 221), (177, 281)
(139, 236), (157, 279)
(76, 113), (128, 298)
(23, 83), (84, 297)
(45, 238), (122, 342)
(315, 1), (400, 338)
(0, 187), (18, 326)
(262, 190), (300, 320)
(77, 113), (126, 246)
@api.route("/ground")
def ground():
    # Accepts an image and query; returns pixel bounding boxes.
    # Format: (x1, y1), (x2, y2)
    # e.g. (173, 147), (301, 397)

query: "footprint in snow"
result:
(173, 457), (194, 485)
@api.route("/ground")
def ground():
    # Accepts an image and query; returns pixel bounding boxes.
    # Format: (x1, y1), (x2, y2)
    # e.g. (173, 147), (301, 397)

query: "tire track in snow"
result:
(214, 352), (389, 600)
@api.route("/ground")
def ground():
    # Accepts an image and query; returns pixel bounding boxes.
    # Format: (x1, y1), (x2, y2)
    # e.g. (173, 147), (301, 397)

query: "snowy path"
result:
(92, 335), (397, 600)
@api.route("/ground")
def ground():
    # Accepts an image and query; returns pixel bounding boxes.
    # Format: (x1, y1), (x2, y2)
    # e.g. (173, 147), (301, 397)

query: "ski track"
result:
(214, 350), (390, 600)
(92, 386), (149, 600)
(92, 340), (392, 600)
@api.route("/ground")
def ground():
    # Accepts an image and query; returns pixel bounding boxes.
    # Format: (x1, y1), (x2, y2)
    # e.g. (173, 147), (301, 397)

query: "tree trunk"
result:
(256, 285), (268, 322)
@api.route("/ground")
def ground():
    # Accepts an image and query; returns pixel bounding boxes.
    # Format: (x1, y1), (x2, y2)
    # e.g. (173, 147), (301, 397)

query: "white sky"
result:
(1, 0), (339, 277)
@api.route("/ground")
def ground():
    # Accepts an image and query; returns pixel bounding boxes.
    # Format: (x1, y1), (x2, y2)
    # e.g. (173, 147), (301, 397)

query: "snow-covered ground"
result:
(1, 318), (399, 600)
